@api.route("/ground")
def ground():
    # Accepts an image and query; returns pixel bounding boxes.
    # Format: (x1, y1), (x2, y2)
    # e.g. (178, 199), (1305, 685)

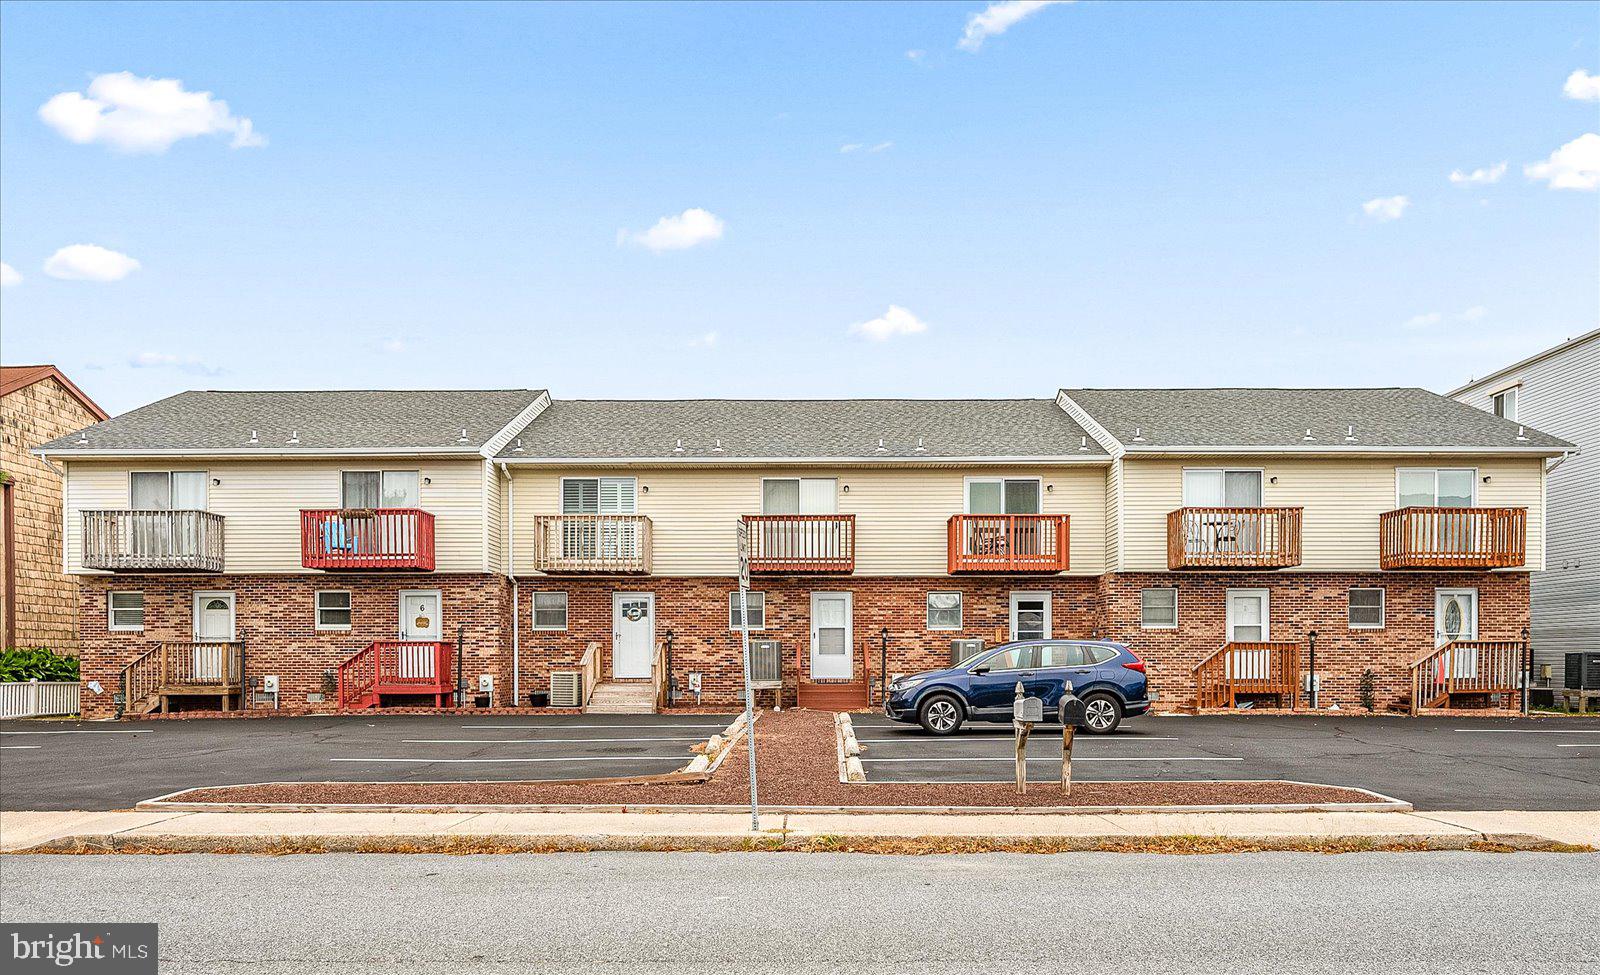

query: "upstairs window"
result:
(1492, 387), (1518, 421)
(1396, 469), (1474, 509)
(1182, 469), (1263, 507)
(966, 477), (1040, 514)
(761, 478), (837, 514)
(561, 477), (637, 514)
(131, 471), (206, 509)
(342, 470), (419, 508)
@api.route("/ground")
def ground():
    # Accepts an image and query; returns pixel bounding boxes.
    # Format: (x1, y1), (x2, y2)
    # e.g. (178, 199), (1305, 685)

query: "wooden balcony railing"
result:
(120, 640), (244, 713)
(337, 640), (455, 709)
(300, 508), (436, 571)
(81, 510), (225, 572)
(1379, 507), (1526, 570)
(743, 515), (856, 573)
(947, 514), (1070, 573)
(1167, 507), (1302, 570)
(1194, 641), (1301, 709)
(531, 515), (652, 574)
(1409, 640), (1523, 714)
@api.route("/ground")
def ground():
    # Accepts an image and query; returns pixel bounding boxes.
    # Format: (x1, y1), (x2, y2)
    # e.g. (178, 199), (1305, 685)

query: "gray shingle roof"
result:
(495, 399), (1109, 459)
(39, 389), (546, 454)
(1060, 388), (1574, 451)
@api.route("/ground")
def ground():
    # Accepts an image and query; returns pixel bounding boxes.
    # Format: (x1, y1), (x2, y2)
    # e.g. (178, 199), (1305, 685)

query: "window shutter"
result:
(563, 479), (599, 514)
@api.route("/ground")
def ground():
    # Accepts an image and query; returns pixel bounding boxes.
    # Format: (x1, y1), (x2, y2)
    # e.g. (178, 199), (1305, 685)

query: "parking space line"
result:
(0, 730), (154, 735)
(1453, 729), (1600, 734)
(1555, 744), (1600, 748)
(402, 737), (707, 744)
(853, 736), (1179, 743)
(461, 724), (726, 730)
(858, 756), (1243, 764)
(330, 756), (691, 764)
(0, 745), (41, 750)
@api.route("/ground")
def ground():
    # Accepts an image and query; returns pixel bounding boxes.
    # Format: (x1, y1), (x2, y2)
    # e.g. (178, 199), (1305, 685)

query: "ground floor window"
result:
(729, 591), (766, 631)
(1348, 588), (1385, 629)
(1141, 588), (1178, 628)
(316, 590), (352, 630)
(108, 591), (144, 631)
(927, 592), (963, 630)
(533, 591), (568, 630)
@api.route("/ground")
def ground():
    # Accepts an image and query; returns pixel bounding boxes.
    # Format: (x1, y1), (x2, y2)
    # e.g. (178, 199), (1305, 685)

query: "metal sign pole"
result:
(736, 520), (758, 830)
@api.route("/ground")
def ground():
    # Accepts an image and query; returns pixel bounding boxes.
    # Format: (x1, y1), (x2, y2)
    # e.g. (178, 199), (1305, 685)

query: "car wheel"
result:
(918, 695), (964, 736)
(1081, 694), (1123, 734)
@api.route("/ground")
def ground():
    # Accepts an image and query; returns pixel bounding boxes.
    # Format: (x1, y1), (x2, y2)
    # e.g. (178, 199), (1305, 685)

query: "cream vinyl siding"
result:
(63, 458), (490, 574)
(1119, 455), (1546, 572)
(484, 462), (507, 574)
(510, 465), (1108, 577)
(1105, 458), (1123, 572)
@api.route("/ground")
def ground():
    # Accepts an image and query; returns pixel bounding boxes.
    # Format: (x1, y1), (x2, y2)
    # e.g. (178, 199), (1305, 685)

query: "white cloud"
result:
(39, 72), (265, 154)
(841, 141), (892, 154)
(619, 208), (725, 252)
(906, 49), (927, 62)
(850, 305), (929, 341)
(839, 143), (863, 154)
(1524, 133), (1600, 191)
(1361, 195), (1410, 221)
(1448, 162), (1507, 186)
(128, 351), (221, 375)
(43, 244), (141, 281)
(959, 0), (1072, 52)
(1403, 306), (1489, 329)
(1403, 312), (1442, 329)
(0, 262), (20, 288)
(688, 331), (719, 348)
(379, 338), (407, 354)
(1459, 305), (1489, 322)
(1563, 68), (1600, 101)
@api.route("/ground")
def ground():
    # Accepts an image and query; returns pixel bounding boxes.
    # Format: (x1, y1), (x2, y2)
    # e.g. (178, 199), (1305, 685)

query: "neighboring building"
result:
(1452, 328), (1599, 696)
(36, 385), (1570, 718)
(1, 365), (110, 652)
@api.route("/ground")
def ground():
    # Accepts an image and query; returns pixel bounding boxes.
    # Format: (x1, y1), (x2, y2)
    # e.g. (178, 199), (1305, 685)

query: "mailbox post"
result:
(1059, 684), (1089, 796)
(1012, 682), (1043, 795)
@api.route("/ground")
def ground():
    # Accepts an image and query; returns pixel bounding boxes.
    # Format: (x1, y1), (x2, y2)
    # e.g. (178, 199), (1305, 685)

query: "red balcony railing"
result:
(1378, 507), (1525, 570)
(742, 515), (856, 573)
(1166, 507), (1302, 570)
(947, 514), (1070, 573)
(300, 508), (436, 571)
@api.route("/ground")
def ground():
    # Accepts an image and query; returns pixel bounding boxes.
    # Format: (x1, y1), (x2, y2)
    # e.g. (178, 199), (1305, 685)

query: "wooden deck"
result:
(947, 514), (1069, 573)
(1167, 507), (1302, 570)
(81, 509), (225, 573)
(743, 515), (856, 574)
(120, 641), (243, 714)
(531, 514), (652, 573)
(337, 640), (456, 709)
(1194, 641), (1301, 709)
(1378, 506), (1526, 570)
(1405, 640), (1524, 713)
(300, 508), (436, 571)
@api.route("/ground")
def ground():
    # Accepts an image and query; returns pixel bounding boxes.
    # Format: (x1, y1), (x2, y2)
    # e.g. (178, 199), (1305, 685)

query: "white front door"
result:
(1009, 591), (1051, 641)
(1436, 588), (1479, 677)
(192, 592), (234, 679)
(399, 590), (442, 640)
(612, 592), (655, 679)
(1225, 589), (1271, 678)
(810, 592), (853, 680)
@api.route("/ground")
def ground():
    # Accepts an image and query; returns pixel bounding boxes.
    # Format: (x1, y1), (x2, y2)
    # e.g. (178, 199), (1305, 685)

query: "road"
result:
(3, 851), (1595, 973)
(4, 712), (1597, 811)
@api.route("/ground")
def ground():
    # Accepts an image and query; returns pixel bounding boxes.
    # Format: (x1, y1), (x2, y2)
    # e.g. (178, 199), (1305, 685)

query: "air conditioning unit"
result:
(951, 639), (986, 665)
(1566, 653), (1600, 690)
(749, 639), (782, 685)
(549, 671), (583, 708)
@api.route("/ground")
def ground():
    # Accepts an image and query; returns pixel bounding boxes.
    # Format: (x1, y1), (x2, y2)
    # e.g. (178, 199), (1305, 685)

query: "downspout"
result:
(501, 462), (518, 705)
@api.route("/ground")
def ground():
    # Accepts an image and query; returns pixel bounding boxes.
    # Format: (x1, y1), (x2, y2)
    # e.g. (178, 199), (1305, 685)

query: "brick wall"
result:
(2, 376), (104, 652)
(76, 573), (510, 717)
(1099, 571), (1530, 710)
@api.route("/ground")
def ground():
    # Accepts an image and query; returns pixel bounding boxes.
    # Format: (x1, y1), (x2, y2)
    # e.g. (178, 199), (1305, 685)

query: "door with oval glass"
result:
(612, 592), (655, 679)
(191, 592), (234, 680)
(1435, 588), (1478, 678)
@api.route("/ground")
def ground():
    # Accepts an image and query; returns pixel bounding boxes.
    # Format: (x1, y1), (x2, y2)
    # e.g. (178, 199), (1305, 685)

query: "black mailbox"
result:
(1060, 689), (1088, 728)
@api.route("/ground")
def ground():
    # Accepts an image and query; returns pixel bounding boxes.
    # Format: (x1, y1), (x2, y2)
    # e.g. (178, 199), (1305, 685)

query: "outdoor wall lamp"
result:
(641, 485), (649, 494)
(1046, 484), (1053, 493)
(423, 477), (432, 485)
(212, 477), (221, 486)
(1269, 476), (1278, 484)
(842, 485), (850, 493)
(1482, 475), (1492, 483)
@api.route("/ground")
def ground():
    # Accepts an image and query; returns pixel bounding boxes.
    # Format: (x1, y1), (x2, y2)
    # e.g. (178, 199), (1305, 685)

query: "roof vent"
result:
(1130, 427), (1146, 443)
(76, 432), (89, 445)
(457, 428), (470, 444)
(1079, 436), (1090, 452)
(286, 430), (300, 446)
(913, 437), (926, 454)
(874, 438), (888, 454)
(512, 438), (525, 453)
(712, 438), (725, 453)
(1302, 428), (1315, 442)
(673, 438), (685, 454)
(247, 430), (259, 445)
(1516, 425), (1529, 442)
(1344, 425), (1357, 442)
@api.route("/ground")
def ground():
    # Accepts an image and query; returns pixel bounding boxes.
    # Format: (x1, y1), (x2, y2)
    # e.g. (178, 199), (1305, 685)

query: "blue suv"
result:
(884, 640), (1150, 735)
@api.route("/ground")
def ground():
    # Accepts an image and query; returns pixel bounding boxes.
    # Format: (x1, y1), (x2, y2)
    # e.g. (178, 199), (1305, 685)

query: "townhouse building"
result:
(37, 385), (1571, 719)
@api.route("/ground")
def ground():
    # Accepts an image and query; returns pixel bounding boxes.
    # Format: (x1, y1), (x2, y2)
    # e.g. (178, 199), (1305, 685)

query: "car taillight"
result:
(1122, 655), (1146, 673)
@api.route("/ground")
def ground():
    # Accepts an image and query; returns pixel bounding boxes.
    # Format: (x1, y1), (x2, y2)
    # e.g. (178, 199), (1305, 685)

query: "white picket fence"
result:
(0, 681), (81, 719)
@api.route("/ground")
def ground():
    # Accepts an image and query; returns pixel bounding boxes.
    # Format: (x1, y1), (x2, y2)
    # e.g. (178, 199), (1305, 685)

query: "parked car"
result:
(884, 640), (1150, 735)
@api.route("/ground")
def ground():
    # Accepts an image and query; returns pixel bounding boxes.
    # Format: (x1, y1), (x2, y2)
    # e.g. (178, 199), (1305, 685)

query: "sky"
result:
(1, 0), (1596, 416)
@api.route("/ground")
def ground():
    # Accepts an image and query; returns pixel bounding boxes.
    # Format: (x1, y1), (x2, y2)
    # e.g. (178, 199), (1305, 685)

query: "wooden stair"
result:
(796, 681), (869, 711)
(584, 681), (657, 714)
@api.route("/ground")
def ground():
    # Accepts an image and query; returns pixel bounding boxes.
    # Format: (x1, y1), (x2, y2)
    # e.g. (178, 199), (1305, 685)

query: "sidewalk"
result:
(4, 808), (1595, 854)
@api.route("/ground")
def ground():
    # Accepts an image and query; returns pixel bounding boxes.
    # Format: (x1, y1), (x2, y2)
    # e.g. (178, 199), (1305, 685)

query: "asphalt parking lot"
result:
(852, 713), (1600, 811)
(0, 713), (737, 811)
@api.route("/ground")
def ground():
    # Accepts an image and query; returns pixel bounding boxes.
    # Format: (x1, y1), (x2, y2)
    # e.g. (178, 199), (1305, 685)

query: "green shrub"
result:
(0, 647), (81, 682)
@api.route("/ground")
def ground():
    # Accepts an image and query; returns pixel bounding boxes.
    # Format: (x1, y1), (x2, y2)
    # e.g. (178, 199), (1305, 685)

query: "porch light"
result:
(1482, 475), (1491, 483)
(212, 478), (221, 486)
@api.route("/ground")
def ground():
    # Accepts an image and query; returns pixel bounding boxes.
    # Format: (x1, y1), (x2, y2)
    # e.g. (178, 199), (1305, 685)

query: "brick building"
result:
(1, 365), (108, 652)
(37, 386), (1570, 719)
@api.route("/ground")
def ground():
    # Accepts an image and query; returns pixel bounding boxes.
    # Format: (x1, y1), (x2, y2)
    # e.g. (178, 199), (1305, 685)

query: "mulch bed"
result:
(126, 705), (737, 721)
(162, 710), (1381, 809)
